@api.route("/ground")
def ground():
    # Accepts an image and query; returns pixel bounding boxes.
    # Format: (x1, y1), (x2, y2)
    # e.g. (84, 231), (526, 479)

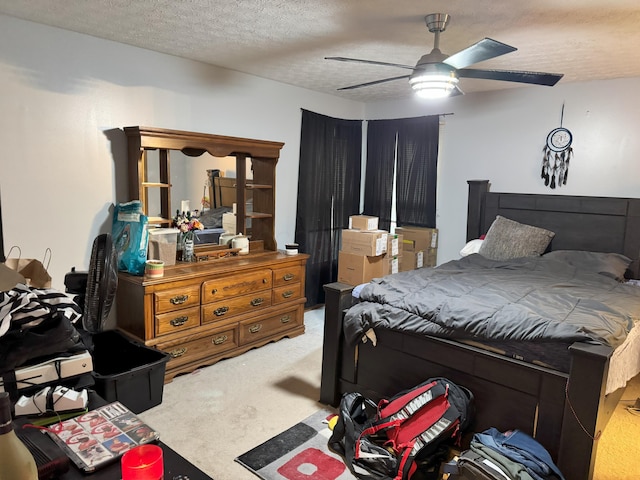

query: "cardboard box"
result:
(424, 247), (437, 267)
(349, 215), (379, 231)
(341, 229), (388, 256)
(399, 247), (437, 271)
(395, 226), (438, 251)
(387, 233), (403, 257)
(383, 255), (400, 276)
(400, 250), (424, 272)
(338, 251), (386, 286)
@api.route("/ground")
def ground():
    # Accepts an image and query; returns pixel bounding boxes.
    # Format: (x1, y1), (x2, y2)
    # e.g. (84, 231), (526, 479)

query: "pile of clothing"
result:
(445, 428), (565, 480)
(0, 270), (91, 401)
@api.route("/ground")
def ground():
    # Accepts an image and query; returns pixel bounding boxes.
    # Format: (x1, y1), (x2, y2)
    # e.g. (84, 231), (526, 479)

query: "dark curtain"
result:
(396, 115), (439, 228)
(295, 110), (362, 307)
(362, 120), (397, 232)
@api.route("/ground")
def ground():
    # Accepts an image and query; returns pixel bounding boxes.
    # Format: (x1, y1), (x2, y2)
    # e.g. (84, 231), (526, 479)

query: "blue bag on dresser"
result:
(112, 201), (148, 276)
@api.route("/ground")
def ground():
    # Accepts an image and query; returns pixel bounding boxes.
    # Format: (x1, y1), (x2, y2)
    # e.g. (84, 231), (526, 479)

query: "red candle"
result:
(121, 444), (163, 480)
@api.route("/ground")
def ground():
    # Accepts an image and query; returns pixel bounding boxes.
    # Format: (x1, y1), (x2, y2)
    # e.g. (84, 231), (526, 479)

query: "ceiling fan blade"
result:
(325, 57), (414, 71)
(443, 38), (517, 69)
(337, 75), (411, 91)
(457, 68), (563, 86)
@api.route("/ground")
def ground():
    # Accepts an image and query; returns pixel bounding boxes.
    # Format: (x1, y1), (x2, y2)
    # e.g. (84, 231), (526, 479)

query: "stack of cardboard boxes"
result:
(337, 215), (439, 285)
(395, 225), (438, 272)
(337, 215), (403, 286)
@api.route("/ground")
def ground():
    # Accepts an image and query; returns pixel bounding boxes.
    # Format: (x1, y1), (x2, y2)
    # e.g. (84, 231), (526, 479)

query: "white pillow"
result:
(460, 239), (484, 257)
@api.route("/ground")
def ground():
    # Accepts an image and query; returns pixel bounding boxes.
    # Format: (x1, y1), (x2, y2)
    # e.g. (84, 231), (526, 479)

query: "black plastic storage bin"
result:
(91, 330), (169, 414)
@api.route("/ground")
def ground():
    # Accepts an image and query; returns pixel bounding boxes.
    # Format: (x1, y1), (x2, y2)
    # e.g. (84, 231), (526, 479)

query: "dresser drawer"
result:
(239, 307), (301, 345)
(201, 290), (272, 324)
(272, 283), (303, 305)
(154, 285), (201, 314)
(155, 306), (201, 337)
(202, 269), (272, 303)
(161, 326), (238, 368)
(272, 265), (303, 287)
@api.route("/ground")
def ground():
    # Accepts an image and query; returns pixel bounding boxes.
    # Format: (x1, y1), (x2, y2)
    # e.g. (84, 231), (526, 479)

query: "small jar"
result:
(145, 260), (165, 278)
(285, 243), (299, 255)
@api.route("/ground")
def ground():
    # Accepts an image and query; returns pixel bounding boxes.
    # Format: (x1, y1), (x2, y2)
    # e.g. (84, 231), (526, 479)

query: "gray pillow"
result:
(478, 216), (555, 261)
(544, 250), (632, 281)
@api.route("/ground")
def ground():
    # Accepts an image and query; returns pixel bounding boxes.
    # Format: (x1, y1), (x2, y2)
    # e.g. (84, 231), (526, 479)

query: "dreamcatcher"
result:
(541, 104), (573, 189)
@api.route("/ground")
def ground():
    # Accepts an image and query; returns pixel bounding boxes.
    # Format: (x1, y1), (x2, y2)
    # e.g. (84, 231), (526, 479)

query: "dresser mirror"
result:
(144, 150), (249, 225)
(125, 126), (280, 251)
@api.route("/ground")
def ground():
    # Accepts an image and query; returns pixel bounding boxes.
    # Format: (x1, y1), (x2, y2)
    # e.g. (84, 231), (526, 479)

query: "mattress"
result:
(348, 256), (640, 395)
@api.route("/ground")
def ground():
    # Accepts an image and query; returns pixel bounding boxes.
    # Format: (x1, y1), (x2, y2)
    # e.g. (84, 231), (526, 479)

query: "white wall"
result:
(366, 78), (640, 264)
(2, 13), (640, 294)
(0, 14), (364, 290)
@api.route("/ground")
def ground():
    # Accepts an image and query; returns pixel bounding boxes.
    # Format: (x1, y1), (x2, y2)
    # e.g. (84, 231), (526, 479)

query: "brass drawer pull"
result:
(263, 278), (268, 283)
(214, 306), (229, 316)
(281, 290), (294, 299)
(283, 273), (294, 281)
(170, 295), (189, 305)
(251, 297), (264, 307)
(170, 316), (188, 327)
(210, 288), (218, 295)
(280, 315), (291, 324)
(170, 347), (187, 358)
(213, 335), (228, 345)
(249, 324), (262, 334)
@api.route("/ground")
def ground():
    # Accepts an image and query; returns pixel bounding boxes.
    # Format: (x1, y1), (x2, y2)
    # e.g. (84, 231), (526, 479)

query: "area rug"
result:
(235, 409), (356, 480)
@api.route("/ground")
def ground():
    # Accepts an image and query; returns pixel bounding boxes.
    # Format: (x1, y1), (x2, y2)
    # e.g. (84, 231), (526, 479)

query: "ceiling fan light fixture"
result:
(409, 72), (459, 99)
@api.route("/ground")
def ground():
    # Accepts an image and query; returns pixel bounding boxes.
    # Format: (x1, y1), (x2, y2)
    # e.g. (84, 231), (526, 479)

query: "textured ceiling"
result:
(1, 0), (639, 102)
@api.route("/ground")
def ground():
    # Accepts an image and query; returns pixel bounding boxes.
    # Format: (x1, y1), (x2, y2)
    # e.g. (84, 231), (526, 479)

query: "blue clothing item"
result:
(473, 428), (565, 480)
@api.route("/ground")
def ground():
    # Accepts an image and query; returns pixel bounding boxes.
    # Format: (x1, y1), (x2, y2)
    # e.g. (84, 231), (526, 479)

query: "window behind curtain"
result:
(295, 110), (362, 307)
(363, 115), (439, 230)
(362, 120), (397, 232)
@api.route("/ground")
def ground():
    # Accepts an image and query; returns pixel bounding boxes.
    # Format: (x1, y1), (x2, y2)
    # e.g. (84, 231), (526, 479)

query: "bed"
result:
(319, 180), (640, 480)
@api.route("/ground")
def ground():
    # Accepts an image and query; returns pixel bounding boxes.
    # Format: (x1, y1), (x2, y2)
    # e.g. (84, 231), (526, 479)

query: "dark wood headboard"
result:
(467, 180), (640, 279)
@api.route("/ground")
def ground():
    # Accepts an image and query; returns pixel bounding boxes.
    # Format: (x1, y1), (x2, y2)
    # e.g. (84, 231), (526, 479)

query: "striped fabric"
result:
(0, 284), (82, 337)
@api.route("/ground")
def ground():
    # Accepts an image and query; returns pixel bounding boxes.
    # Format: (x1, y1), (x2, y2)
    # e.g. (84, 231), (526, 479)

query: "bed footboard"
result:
(320, 282), (356, 405)
(319, 282), (619, 480)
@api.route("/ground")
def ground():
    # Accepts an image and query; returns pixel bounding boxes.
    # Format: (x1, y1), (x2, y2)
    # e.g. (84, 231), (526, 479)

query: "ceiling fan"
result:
(326, 13), (564, 99)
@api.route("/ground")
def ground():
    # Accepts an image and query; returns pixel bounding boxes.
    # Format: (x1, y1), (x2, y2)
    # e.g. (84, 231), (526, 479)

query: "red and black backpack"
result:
(329, 377), (475, 480)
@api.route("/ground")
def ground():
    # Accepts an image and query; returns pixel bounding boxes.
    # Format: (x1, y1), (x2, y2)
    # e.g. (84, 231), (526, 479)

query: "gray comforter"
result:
(343, 254), (640, 348)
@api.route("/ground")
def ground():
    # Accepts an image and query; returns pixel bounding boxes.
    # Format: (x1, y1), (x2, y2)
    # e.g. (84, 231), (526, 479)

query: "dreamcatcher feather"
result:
(541, 146), (572, 189)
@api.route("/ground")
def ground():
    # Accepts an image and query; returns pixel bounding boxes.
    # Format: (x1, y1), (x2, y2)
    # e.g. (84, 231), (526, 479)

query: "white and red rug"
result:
(235, 409), (355, 480)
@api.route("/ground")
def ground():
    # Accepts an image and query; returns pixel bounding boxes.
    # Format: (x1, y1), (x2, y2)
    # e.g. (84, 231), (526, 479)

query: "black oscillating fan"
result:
(83, 233), (118, 334)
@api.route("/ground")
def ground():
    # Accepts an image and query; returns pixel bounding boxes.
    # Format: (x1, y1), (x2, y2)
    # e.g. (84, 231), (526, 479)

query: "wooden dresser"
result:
(116, 251), (308, 382)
